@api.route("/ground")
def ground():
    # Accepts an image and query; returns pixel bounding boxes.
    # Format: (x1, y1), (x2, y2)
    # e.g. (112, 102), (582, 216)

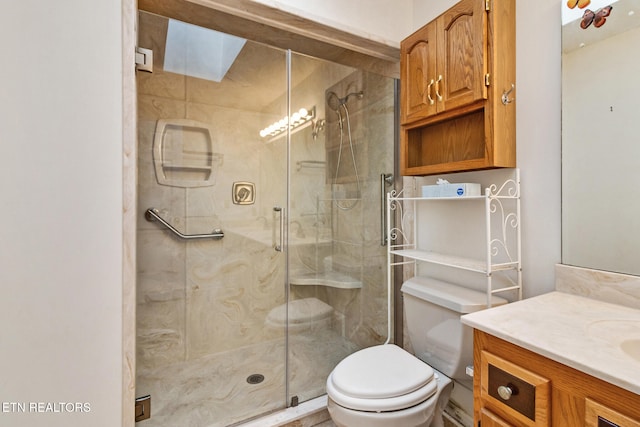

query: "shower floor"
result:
(136, 329), (358, 427)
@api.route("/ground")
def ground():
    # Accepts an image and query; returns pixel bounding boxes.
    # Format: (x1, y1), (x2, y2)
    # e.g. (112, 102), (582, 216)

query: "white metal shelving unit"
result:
(387, 169), (522, 308)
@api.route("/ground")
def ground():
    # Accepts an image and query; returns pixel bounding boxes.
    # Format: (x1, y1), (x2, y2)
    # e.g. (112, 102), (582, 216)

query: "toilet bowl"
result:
(265, 297), (333, 333)
(326, 277), (506, 426)
(326, 344), (452, 427)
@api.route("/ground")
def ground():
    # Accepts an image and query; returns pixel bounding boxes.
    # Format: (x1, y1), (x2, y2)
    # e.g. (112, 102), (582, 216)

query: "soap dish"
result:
(153, 119), (223, 188)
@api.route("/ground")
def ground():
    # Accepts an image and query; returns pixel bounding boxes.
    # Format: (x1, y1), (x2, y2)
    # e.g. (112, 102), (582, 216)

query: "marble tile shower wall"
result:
(317, 71), (395, 345)
(137, 76), (283, 366)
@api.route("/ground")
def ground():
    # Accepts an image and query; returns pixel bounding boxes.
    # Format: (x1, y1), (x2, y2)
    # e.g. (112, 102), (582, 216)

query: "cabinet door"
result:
(481, 407), (515, 427)
(400, 21), (438, 123)
(436, 0), (487, 112)
(585, 398), (640, 427)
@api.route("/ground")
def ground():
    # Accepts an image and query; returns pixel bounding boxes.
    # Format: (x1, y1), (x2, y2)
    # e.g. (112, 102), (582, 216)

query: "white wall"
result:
(0, 1), (124, 426)
(0, 0), (561, 426)
(513, 0), (563, 296)
(250, 0), (413, 46)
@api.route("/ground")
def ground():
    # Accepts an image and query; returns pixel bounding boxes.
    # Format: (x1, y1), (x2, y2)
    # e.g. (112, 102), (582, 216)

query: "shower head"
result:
(327, 91), (341, 112)
(326, 90), (364, 112)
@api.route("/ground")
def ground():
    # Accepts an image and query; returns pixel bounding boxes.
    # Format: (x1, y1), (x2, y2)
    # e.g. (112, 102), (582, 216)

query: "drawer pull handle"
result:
(498, 385), (515, 401)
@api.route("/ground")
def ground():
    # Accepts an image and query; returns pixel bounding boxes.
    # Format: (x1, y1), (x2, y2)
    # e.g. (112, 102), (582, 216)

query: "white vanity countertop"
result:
(461, 291), (640, 395)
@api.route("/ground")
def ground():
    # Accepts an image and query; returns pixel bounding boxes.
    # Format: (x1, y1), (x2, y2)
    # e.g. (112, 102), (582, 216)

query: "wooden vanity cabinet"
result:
(474, 330), (640, 427)
(400, 0), (515, 176)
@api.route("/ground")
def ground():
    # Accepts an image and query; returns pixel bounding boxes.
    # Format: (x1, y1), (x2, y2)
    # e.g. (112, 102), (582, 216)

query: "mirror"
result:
(562, 0), (640, 276)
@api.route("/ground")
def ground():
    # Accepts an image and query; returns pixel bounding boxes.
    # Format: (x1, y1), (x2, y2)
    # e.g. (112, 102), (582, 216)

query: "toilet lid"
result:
(327, 344), (437, 412)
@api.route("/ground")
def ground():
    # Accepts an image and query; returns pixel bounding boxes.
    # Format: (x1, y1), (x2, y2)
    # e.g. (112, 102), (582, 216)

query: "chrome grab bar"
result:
(380, 173), (393, 246)
(145, 208), (224, 240)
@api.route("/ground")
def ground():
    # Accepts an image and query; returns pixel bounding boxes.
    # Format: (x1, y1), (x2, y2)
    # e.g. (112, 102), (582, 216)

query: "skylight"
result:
(164, 19), (246, 82)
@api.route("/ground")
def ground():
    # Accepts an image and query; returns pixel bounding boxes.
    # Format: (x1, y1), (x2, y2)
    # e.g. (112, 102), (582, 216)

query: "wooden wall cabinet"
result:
(400, 0), (486, 123)
(400, 0), (516, 176)
(474, 330), (640, 427)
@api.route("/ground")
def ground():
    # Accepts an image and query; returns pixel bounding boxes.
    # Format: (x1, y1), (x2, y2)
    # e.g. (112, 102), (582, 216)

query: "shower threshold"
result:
(234, 395), (330, 427)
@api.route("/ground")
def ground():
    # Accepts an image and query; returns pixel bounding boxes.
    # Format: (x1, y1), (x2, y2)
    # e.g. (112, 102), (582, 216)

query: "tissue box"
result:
(422, 183), (481, 198)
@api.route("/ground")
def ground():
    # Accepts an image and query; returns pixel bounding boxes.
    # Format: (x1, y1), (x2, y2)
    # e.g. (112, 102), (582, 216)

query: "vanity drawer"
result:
(480, 350), (550, 427)
(585, 398), (640, 427)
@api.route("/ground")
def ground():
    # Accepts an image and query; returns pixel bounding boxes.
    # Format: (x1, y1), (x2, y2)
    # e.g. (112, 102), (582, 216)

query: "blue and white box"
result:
(422, 182), (481, 198)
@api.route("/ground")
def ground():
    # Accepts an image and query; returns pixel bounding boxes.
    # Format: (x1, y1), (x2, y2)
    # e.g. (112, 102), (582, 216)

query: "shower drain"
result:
(246, 374), (265, 385)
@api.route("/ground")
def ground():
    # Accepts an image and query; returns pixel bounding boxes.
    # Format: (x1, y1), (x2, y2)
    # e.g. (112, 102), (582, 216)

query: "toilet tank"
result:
(401, 276), (507, 381)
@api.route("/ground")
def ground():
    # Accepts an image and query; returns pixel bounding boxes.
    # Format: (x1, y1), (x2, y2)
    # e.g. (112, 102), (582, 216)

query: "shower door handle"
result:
(380, 173), (393, 246)
(273, 206), (284, 252)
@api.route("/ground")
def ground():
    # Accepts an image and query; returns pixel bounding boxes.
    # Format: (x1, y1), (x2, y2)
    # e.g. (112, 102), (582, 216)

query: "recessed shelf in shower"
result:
(153, 119), (223, 188)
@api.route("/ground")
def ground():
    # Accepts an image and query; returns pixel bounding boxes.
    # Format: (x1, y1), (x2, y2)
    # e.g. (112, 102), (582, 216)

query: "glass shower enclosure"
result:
(136, 12), (395, 426)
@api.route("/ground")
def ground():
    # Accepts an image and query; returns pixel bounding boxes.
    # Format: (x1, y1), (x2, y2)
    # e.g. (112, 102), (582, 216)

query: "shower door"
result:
(136, 13), (289, 426)
(286, 53), (396, 404)
(136, 11), (395, 426)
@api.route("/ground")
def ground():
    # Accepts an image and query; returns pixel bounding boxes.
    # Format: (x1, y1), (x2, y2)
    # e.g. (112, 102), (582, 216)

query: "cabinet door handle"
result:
(435, 75), (443, 101)
(426, 79), (435, 105)
(497, 385), (514, 401)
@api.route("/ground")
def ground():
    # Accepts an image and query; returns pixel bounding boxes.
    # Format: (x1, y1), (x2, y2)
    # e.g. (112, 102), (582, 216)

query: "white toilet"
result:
(326, 276), (507, 427)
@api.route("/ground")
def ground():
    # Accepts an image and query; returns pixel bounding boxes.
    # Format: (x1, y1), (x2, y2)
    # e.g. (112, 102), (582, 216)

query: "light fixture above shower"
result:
(259, 106), (316, 139)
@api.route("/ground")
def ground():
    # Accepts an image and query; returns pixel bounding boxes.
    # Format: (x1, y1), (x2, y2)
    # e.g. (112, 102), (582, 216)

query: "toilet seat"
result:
(327, 344), (437, 412)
